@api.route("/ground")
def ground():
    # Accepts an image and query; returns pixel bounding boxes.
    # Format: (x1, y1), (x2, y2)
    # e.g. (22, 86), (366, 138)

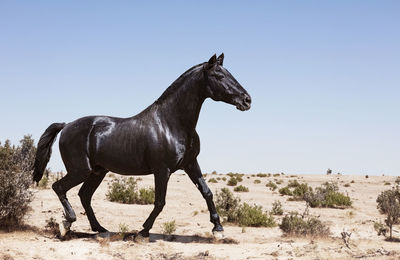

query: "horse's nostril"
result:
(244, 95), (251, 104)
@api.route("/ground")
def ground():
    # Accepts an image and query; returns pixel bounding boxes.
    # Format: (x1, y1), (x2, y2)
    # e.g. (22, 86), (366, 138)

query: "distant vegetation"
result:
(278, 180), (351, 209)
(227, 177), (238, 186)
(234, 185), (249, 192)
(106, 177), (154, 204)
(266, 181), (278, 191)
(208, 178), (218, 183)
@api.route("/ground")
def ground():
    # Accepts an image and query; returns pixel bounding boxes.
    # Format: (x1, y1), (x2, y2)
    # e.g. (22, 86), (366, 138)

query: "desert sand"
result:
(1, 173), (399, 260)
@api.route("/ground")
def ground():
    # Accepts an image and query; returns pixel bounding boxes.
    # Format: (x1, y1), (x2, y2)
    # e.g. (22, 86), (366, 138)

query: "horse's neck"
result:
(156, 75), (206, 134)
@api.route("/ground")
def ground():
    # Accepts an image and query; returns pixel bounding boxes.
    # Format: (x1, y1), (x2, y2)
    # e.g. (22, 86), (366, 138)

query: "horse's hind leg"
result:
(139, 168), (171, 237)
(52, 170), (89, 227)
(78, 169), (108, 233)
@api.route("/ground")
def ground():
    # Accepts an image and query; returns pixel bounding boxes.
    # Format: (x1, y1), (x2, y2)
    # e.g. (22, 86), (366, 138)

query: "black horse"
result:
(33, 54), (251, 237)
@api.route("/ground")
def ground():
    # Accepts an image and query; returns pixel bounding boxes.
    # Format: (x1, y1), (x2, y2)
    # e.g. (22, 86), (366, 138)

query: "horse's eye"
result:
(216, 74), (225, 80)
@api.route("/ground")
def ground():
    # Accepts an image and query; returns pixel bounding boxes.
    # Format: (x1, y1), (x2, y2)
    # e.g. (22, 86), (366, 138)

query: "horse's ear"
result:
(205, 54), (217, 70)
(217, 53), (224, 66)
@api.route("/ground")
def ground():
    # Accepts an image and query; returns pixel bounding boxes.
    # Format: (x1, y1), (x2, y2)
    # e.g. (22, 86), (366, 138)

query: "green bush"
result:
(0, 136), (36, 228)
(215, 188), (275, 227)
(237, 203), (275, 227)
(292, 183), (312, 200)
(162, 220), (176, 235)
(138, 187), (155, 204)
(279, 212), (330, 237)
(266, 181), (278, 191)
(234, 185), (249, 192)
(106, 177), (138, 203)
(256, 173), (268, 178)
(222, 177), (227, 181)
(287, 180), (300, 188)
(254, 179), (261, 184)
(324, 191), (352, 207)
(227, 177), (238, 186)
(304, 182), (352, 208)
(279, 186), (293, 196)
(106, 177), (154, 204)
(208, 178), (218, 183)
(271, 200), (283, 215)
(215, 188), (241, 222)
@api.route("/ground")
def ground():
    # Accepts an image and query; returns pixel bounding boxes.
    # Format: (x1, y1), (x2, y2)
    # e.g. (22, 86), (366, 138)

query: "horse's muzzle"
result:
(236, 94), (251, 111)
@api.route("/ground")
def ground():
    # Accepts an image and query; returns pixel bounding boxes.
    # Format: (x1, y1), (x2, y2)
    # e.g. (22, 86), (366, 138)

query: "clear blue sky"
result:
(1, 1), (399, 175)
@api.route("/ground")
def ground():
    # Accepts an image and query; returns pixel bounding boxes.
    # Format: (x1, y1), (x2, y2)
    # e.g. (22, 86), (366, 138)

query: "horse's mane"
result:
(155, 63), (205, 104)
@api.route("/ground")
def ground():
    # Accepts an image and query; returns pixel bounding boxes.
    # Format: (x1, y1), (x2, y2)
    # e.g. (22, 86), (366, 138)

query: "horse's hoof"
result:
(59, 220), (71, 238)
(212, 224), (224, 233)
(122, 233), (136, 241)
(212, 230), (224, 239)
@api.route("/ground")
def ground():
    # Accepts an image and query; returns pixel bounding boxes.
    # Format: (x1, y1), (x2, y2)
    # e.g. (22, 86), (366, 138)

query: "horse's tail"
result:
(33, 122), (66, 183)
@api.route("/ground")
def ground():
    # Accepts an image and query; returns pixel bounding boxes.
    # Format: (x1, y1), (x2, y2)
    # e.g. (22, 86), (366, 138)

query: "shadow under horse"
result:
(33, 53), (251, 237)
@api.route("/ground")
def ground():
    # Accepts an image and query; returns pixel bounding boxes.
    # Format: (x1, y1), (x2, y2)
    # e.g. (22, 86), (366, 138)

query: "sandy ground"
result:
(1, 173), (399, 260)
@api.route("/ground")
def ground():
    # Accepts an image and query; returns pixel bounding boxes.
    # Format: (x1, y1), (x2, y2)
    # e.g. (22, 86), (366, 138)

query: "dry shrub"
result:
(376, 187), (400, 240)
(271, 200), (283, 215)
(254, 179), (261, 184)
(0, 136), (35, 229)
(45, 217), (60, 237)
(280, 211), (330, 237)
(162, 220), (176, 235)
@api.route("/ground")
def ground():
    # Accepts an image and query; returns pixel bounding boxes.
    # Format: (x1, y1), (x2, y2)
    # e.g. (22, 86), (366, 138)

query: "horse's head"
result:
(203, 53), (251, 111)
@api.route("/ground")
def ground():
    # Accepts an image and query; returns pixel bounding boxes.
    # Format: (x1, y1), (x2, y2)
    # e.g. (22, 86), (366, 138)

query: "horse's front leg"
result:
(139, 168), (170, 237)
(184, 160), (223, 234)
